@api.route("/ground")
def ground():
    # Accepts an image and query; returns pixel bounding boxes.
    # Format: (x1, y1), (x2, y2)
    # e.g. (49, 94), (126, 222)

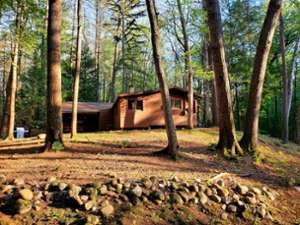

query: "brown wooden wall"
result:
(114, 92), (198, 129)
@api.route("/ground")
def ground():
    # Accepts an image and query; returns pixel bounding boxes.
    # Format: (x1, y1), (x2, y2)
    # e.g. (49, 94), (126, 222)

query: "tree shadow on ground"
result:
(0, 139), (297, 188)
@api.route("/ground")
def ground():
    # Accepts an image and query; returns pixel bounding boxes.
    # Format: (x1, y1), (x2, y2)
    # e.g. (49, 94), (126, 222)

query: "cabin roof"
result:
(62, 87), (199, 114)
(62, 102), (113, 114)
(117, 86), (200, 99)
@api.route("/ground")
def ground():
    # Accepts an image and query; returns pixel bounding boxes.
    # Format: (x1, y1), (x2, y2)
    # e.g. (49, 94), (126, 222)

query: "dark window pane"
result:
(128, 99), (135, 110)
(171, 99), (181, 109)
(136, 100), (143, 110)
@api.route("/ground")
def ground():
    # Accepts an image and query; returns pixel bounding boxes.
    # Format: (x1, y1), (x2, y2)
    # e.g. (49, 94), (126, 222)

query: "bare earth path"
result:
(0, 128), (299, 224)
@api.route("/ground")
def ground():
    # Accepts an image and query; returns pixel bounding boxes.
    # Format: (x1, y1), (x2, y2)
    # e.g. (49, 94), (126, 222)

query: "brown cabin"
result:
(62, 87), (199, 132)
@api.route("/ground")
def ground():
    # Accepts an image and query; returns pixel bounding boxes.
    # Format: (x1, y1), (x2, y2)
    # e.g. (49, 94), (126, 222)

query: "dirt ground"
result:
(0, 128), (299, 224)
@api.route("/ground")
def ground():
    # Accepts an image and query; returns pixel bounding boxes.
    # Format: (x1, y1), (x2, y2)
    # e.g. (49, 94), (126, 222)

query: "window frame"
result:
(171, 98), (182, 109)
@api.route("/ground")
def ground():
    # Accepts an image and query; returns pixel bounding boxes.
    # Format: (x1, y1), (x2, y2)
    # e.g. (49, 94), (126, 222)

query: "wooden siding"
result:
(115, 92), (198, 129)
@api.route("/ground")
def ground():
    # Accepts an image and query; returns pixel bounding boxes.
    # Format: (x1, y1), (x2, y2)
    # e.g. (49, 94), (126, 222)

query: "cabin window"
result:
(136, 100), (143, 110)
(128, 99), (143, 111)
(171, 99), (182, 109)
(128, 99), (135, 110)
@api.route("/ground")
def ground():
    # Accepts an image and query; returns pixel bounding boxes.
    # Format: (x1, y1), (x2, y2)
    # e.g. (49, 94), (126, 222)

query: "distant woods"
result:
(0, 0), (299, 151)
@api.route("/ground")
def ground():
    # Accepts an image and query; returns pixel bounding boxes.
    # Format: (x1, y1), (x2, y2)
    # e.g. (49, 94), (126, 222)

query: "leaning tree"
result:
(146, 0), (179, 159)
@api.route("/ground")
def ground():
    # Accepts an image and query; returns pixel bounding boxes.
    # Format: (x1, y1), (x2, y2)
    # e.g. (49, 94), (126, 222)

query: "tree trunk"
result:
(1, 45), (8, 138)
(204, 0), (243, 156)
(240, 0), (282, 151)
(235, 84), (241, 130)
(1, 3), (21, 140)
(44, 0), (63, 151)
(279, 13), (289, 143)
(110, 37), (119, 102)
(69, 0), (77, 72)
(146, 0), (179, 159)
(176, 0), (193, 129)
(289, 38), (300, 141)
(95, 0), (102, 102)
(121, 0), (127, 93)
(71, 0), (83, 139)
(208, 44), (218, 126)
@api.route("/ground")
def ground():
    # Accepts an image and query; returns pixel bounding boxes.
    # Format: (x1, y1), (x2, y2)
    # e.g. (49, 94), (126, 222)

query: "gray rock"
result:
(124, 182), (131, 189)
(236, 184), (249, 195)
(85, 200), (95, 211)
(221, 196), (231, 205)
(142, 196), (149, 203)
(86, 215), (100, 225)
(14, 178), (25, 187)
(189, 197), (199, 204)
(68, 184), (82, 197)
(217, 186), (229, 197)
(47, 176), (56, 183)
(87, 188), (98, 201)
(221, 212), (228, 220)
(81, 195), (89, 203)
(170, 193), (184, 205)
(74, 195), (83, 206)
(120, 194), (129, 202)
(0, 174), (6, 184)
(262, 186), (275, 200)
(237, 200), (245, 207)
(251, 187), (262, 195)
(195, 178), (201, 183)
(34, 191), (43, 200)
(232, 194), (239, 201)
(198, 192), (208, 205)
(212, 188), (218, 195)
(116, 183), (123, 193)
(205, 188), (213, 197)
(152, 191), (165, 201)
(58, 182), (68, 191)
(227, 204), (237, 213)
(256, 206), (266, 218)
(33, 200), (42, 211)
(131, 185), (142, 197)
(149, 176), (157, 183)
(2, 185), (15, 194)
(142, 179), (152, 189)
(171, 182), (179, 190)
(216, 179), (225, 187)
(199, 185), (206, 192)
(189, 184), (199, 192)
(19, 189), (33, 201)
(245, 196), (257, 205)
(210, 194), (221, 203)
(179, 191), (189, 202)
(99, 185), (108, 195)
(171, 176), (180, 182)
(16, 199), (32, 214)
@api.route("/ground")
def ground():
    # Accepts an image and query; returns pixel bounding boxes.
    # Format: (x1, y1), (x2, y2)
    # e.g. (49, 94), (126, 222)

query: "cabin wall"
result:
(99, 108), (113, 130)
(116, 92), (198, 129)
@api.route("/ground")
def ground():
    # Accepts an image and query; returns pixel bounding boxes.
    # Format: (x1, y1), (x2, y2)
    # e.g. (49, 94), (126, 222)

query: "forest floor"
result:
(0, 128), (299, 225)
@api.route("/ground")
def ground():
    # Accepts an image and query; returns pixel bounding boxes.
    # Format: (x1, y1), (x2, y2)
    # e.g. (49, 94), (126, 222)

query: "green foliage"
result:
(52, 141), (64, 151)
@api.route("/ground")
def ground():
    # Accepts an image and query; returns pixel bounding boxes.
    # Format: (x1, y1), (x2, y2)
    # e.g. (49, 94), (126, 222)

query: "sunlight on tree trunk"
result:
(240, 0), (282, 151)
(204, 0), (243, 157)
(71, 0), (83, 139)
(44, 0), (63, 151)
(176, 0), (193, 129)
(146, 0), (179, 159)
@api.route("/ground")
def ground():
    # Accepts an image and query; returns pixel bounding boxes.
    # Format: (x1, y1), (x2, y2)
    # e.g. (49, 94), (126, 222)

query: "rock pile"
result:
(0, 174), (278, 224)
